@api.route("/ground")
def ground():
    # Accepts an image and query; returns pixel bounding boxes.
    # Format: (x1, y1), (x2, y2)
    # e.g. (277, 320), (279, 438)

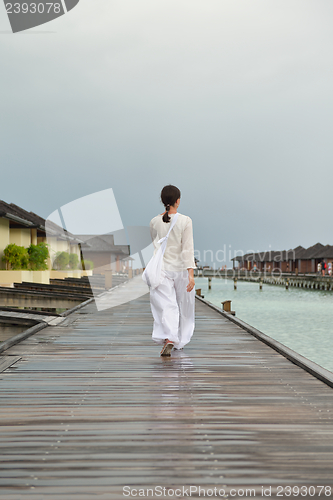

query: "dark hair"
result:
(161, 185), (181, 223)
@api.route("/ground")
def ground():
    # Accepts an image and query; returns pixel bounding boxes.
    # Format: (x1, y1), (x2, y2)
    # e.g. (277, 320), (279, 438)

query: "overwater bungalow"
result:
(232, 242), (333, 274)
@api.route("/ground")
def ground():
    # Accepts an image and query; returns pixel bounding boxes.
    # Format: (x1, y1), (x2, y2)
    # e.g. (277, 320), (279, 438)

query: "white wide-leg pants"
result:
(150, 270), (195, 349)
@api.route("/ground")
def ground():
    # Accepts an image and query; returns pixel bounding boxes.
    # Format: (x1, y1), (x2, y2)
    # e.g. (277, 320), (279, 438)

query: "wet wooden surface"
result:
(0, 279), (333, 499)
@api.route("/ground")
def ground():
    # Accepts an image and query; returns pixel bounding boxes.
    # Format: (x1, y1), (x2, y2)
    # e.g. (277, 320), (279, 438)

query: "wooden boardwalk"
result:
(0, 277), (333, 499)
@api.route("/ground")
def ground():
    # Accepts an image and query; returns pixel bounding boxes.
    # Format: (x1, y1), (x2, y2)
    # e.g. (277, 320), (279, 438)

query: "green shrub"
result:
(81, 259), (94, 270)
(53, 251), (70, 270)
(27, 242), (49, 270)
(68, 253), (79, 269)
(2, 244), (29, 270)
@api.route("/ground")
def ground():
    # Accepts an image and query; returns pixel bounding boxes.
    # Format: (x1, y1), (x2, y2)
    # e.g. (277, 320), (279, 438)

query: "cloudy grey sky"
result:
(1, 0), (333, 266)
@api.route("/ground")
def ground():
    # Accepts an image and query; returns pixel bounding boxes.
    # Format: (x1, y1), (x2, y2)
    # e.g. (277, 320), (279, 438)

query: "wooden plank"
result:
(0, 356), (21, 373)
(0, 277), (332, 497)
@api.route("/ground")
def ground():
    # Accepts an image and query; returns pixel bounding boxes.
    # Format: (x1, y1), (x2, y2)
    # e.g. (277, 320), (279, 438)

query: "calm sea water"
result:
(195, 277), (333, 373)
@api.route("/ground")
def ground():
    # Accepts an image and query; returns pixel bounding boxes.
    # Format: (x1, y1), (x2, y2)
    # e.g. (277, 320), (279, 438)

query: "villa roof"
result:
(0, 199), (82, 243)
(8, 203), (45, 227)
(292, 245), (306, 259)
(300, 243), (325, 259)
(312, 244), (333, 259)
(0, 200), (36, 227)
(75, 234), (130, 256)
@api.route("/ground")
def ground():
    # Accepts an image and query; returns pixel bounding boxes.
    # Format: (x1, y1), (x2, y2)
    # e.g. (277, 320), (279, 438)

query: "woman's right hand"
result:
(187, 276), (195, 292)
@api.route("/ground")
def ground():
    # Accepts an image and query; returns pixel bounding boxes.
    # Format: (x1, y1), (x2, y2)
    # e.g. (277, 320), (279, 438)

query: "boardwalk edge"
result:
(195, 295), (333, 389)
(0, 322), (48, 355)
(0, 297), (96, 355)
(60, 296), (95, 317)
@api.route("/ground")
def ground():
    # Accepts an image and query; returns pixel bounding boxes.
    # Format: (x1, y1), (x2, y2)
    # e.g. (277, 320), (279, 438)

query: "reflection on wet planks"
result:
(0, 286), (332, 498)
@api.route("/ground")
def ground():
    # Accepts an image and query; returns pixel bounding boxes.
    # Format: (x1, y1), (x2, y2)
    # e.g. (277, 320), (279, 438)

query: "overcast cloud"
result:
(1, 0), (333, 266)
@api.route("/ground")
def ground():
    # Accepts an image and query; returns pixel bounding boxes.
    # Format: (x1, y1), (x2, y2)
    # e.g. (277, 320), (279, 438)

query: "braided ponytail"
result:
(161, 185), (181, 223)
(163, 204), (171, 223)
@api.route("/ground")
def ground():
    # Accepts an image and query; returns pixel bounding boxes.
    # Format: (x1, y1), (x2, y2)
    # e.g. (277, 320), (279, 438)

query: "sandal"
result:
(160, 339), (174, 356)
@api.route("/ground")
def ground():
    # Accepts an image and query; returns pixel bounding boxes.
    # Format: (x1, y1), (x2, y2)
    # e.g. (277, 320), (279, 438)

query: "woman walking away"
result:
(148, 185), (196, 356)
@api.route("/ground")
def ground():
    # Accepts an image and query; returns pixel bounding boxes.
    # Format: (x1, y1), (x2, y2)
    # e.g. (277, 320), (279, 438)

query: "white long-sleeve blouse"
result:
(149, 212), (196, 272)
